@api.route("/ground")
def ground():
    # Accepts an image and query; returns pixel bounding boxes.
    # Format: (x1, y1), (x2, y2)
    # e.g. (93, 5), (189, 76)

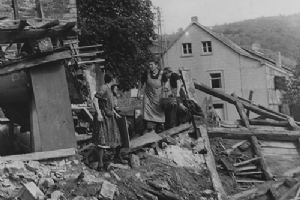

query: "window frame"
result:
(201, 41), (212, 55)
(209, 71), (223, 89)
(213, 103), (226, 120)
(181, 43), (192, 56)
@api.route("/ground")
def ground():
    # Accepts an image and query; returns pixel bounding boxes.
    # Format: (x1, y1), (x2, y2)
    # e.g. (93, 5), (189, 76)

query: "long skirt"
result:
(93, 113), (121, 148)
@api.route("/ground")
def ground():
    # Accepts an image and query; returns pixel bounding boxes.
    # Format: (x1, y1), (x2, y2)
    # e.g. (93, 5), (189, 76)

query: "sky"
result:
(151, 0), (300, 33)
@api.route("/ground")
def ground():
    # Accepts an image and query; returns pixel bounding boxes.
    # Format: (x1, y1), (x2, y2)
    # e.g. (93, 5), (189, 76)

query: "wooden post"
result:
(35, 0), (44, 19)
(12, 0), (19, 19)
(199, 125), (228, 200)
(246, 90), (253, 117)
(232, 93), (250, 128)
(250, 136), (273, 180)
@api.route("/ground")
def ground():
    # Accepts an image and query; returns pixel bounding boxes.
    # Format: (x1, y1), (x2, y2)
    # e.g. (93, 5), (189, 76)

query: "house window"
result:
(202, 41), (212, 54)
(274, 76), (287, 90)
(213, 103), (225, 120)
(182, 43), (192, 55)
(210, 72), (222, 89)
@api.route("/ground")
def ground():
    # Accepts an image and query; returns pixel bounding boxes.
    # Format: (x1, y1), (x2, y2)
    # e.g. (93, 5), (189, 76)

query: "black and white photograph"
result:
(1, 0), (300, 199)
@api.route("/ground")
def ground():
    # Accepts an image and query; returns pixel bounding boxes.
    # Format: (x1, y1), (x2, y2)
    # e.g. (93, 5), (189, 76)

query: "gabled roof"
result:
(166, 21), (293, 74)
(243, 48), (294, 73)
(166, 21), (260, 61)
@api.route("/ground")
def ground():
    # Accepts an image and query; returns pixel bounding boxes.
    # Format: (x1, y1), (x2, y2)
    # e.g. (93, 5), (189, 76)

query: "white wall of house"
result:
(163, 23), (280, 121)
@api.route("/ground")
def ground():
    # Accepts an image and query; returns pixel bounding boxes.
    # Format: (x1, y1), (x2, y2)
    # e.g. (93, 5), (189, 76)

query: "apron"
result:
(143, 71), (165, 123)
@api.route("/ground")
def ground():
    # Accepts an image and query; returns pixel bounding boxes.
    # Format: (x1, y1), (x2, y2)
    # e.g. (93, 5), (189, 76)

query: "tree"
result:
(77, 0), (156, 90)
(284, 65), (300, 105)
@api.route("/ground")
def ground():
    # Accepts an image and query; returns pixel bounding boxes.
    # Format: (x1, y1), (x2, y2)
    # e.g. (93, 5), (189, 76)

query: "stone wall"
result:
(0, 0), (77, 22)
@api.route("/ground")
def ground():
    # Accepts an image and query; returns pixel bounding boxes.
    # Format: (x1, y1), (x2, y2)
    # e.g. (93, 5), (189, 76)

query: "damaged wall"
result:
(0, 0), (77, 21)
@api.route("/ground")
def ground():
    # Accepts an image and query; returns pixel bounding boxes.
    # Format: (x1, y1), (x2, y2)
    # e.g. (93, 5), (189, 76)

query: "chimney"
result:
(191, 16), (198, 23)
(276, 51), (282, 68)
(251, 43), (261, 52)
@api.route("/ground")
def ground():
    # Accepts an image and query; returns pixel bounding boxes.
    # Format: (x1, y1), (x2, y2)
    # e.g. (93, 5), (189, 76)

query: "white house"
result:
(163, 17), (292, 121)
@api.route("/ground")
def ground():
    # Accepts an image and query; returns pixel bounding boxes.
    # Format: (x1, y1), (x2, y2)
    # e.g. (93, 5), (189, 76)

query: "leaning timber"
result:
(194, 82), (295, 123)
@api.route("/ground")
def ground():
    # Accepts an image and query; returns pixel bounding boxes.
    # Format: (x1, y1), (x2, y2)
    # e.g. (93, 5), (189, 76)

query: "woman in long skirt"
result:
(93, 74), (127, 170)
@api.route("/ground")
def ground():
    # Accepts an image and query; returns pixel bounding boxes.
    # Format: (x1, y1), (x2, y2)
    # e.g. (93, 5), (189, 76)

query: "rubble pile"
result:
(0, 131), (218, 200)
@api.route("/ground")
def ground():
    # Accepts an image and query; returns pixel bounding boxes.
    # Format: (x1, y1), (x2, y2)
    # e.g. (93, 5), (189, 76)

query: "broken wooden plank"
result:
(199, 125), (228, 200)
(260, 141), (296, 149)
(236, 179), (264, 183)
(73, 51), (104, 58)
(249, 119), (289, 127)
(75, 44), (103, 50)
(129, 123), (192, 153)
(0, 148), (76, 161)
(250, 136), (273, 180)
(225, 140), (247, 155)
(159, 123), (192, 138)
(235, 171), (263, 176)
(234, 157), (261, 167)
(77, 59), (105, 65)
(207, 127), (300, 141)
(236, 165), (258, 172)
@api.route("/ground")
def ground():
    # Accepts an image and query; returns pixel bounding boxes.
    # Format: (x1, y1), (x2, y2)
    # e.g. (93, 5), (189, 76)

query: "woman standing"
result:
(93, 74), (126, 170)
(139, 61), (165, 133)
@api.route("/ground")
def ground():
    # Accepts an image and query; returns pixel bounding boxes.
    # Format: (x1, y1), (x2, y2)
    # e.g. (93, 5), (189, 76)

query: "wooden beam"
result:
(75, 44), (103, 50)
(232, 93), (250, 128)
(225, 140), (247, 154)
(0, 22), (76, 44)
(194, 82), (287, 121)
(0, 50), (71, 75)
(207, 127), (300, 142)
(0, 148), (76, 161)
(250, 136), (273, 180)
(234, 157), (261, 167)
(35, 0), (44, 19)
(249, 119), (288, 127)
(129, 123), (192, 153)
(77, 59), (105, 65)
(246, 90), (253, 117)
(235, 171), (263, 176)
(236, 165), (257, 172)
(236, 179), (264, 183)
(12, 0), (19, 19)
(199, 125), (228, 200)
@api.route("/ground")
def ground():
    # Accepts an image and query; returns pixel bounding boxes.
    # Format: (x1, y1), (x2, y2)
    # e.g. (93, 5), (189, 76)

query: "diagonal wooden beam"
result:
(232, 93), (250, 128)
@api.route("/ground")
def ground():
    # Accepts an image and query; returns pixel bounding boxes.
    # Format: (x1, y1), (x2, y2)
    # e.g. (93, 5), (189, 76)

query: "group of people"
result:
(91, 59), (204, 170)
(139, 60), (196, 133)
